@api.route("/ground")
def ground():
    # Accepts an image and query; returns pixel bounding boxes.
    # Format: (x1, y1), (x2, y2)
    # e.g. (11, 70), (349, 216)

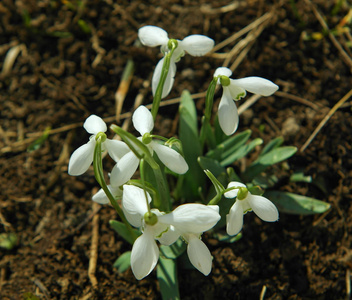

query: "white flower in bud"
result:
(68, 115), (130, 176)
(138, 25), (214, 98)
(214, 67), (279, 135)
(224, 181), (279, 236)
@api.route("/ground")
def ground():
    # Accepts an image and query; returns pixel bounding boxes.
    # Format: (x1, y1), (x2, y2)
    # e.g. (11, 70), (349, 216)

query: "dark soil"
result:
(1, 0), (352, 299)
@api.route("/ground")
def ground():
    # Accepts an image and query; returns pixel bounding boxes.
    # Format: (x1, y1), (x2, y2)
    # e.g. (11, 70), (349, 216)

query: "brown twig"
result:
(300, 88), (352, 152)
(88, 201), (100, 289)
(275, 91), (323, 110)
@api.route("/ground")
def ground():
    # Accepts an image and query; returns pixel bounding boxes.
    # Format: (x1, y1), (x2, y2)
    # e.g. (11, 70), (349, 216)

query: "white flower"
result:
(158, 204), (220, 275)
(110, 106), (188, 186)
(214, 67), (279, 136)
(68, 115), (130, 176)
(122, 185), (221, 278)
(224, 181), (279, 236)
(138, 25), (214, 98)
(122, 185), (169, 280)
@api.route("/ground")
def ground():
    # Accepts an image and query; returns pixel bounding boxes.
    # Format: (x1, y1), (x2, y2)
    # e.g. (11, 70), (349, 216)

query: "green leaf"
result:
(259, 136), (284, 157)
(109, 220), (140, 245)
(252, 174), (279, 189)
(213, 231), (242, 243)
(198, 156), (226, 178)
(157, 256), (180, 300)
(289, 171), (312, 183)
(160, 238), (186, 259)
(244, 146), (297, 180)
(265, 191), (331, 215)
(220, 138), (263, 167)
(206, 129), (252, 160)
(179, 90), (205, 197)
(27, 126), (51, 152)
(0, 232), (17, 250)
(113, 251), (131, 273)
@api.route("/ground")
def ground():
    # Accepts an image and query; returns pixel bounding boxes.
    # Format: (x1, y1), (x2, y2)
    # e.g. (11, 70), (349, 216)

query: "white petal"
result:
(122, 185), (151, 219)
(158, 203), (220, 234)
(152, 57), (176, 99)
(231, 77), (279, 96)
(247, 194), (279, 222)
(104, 139), (130, 162)
(214, 67), (232, 78)
(151, 142), (188, 174)
(226, 200), (244, 236)
(83, 115), (107, 134)
(157, 225), (180, 246)
(187, 234), (212, 275)
(218, 88), (239, 135)
(131, 228), (159, 280)
(132, 106), (154, 136)
(180, 35), (214, 56)
(138, 25), (169, 47)
(92, 185), (122, 204)
(110, 152), (139, 187)
(224, 181), (246, 198)
(68, 139), (95, 176)
(228, 81), (246, 100)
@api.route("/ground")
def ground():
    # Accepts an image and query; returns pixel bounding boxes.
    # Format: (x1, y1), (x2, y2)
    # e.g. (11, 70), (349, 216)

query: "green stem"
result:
(93, 138), (138, 241)
(151, 41), (178, 120)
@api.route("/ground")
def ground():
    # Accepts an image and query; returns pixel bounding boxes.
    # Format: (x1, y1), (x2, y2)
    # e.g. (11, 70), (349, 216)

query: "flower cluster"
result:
(67, 25), (280, 281)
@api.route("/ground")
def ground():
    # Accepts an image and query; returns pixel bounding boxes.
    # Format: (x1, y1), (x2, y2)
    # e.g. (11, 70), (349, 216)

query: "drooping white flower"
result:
(122, 185), (168, 280)
(138, 25), (214, 98)
(110, 106), (188, 186)
(224, 181), (279, 236)
(158, 204), (220, 275)
(68, 115), (130, 176)
(214, 67), (279, 136)
(92, 182), (122, 205)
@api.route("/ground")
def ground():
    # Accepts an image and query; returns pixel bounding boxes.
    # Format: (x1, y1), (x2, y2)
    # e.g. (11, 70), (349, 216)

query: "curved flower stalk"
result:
(111, 105), (188, 186)
(214, 67), (279, 136)
(138, 25), (215, 99)
(68, 115), (130, 176)
(123, 185), (221, 279)
(224, 182), (279, 236)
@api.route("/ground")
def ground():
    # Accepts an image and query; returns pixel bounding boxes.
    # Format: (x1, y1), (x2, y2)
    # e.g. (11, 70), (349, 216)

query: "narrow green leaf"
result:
(213, 231), (242, 243)
(206, 129), (252, 160)
(198, 156), (226, 178)
(27, 126), (51, 152)
(157, 257), (180, 300)
(160, 238), (186, 259)
(220, 138), (263, 167)
(289, 171), (312, 183)
(265, 191), (331, 215)
(259, 136), (284, 157)
(252, 174), (279, 189)
(113, 251), (131, 273)
(179, 90), (205, 197)
(109, 220), (140, 245)
(244, 146), (297, 180)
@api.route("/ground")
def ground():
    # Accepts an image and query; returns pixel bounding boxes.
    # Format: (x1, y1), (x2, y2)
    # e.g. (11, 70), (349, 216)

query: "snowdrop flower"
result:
(122, 185), (169, 280)
(138, 25), (214, 98)
(68, 115), (130, 176)
(111, 105), (188, 185)
(214, 67), (279, 135)
(224, 182), (279, 236)
(123, 185), (221, 279)
(158, 204), (220, 275)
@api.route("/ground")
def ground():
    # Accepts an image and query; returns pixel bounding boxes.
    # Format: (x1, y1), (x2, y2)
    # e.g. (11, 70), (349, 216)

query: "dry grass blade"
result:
(200, 2), (240, 15)
(1, 44), (27, 76)
(300, 88), (352, 152)
(209, 12), (272, 54)
(275, 91), (323, 110)
(88, 201), (100, 289)
(115, 59), (134, 122)
(305, 0), (352, 72)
